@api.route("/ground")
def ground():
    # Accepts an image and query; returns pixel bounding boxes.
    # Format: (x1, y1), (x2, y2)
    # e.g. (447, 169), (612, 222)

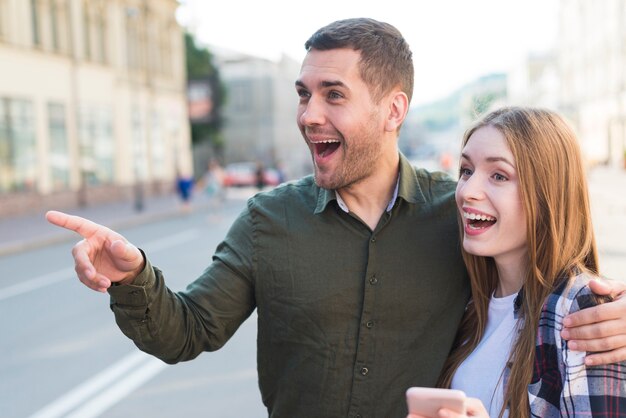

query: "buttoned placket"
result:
(335, 182), (398, 417)
(347, 209), (395, 418)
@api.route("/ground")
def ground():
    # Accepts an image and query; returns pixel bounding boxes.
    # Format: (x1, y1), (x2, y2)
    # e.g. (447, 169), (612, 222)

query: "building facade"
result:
(0, 0), (192, 217)
(504, 0), (626, 168)
(213, 48), (311, 180)
(558, 0), (626, 166)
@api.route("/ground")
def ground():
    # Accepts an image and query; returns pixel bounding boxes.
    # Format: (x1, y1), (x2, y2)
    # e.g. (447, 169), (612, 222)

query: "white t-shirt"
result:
(451, 292), (519, 418)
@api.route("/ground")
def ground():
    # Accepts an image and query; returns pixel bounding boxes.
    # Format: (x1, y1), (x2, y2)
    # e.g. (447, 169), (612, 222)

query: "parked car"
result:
(223, 162), (280, 187)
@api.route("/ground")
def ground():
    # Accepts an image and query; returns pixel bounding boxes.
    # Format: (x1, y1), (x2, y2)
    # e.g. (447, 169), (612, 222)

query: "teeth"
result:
(464, 212), (496, 222)
(311, 139), (339, 144)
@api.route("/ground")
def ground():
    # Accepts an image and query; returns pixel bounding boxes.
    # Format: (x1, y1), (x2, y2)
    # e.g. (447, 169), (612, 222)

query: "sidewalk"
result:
(0, 188), (255, 257)
(587, 164), (626, 214)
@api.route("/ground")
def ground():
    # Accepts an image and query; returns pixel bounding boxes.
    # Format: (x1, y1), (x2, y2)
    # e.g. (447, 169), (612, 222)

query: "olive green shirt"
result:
(108, 154), (469, 418)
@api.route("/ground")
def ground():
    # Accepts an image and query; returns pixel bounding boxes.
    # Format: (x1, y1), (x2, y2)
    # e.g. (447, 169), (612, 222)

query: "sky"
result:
(177, 0), (559, 106)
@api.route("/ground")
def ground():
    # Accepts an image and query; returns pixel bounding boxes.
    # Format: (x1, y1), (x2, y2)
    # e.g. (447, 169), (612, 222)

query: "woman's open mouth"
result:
(463, 210), (497, 234)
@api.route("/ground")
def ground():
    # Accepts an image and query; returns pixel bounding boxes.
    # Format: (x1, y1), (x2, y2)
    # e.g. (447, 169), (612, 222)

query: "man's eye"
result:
(328, 91), (343, 99)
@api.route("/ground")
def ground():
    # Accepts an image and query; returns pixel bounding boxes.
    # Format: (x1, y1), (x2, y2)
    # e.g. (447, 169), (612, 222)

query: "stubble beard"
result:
(312, 120), (382, 191)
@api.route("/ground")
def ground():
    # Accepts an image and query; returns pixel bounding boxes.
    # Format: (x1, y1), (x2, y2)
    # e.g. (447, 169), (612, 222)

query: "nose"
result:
(298, 97), (325, 126)
(456, 173), (485, 202)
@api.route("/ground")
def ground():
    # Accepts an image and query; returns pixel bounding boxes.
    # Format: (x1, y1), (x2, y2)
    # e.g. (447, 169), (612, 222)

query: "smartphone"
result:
(406, 387), (467, 417)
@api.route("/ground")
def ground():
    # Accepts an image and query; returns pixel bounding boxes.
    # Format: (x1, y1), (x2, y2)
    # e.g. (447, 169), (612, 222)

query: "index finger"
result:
(45, 210), (103, 238)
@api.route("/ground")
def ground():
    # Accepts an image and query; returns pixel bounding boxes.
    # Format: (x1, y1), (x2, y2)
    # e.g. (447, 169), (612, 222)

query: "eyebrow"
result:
(460, 152), (516, 168)
(295, 80), (347, 90)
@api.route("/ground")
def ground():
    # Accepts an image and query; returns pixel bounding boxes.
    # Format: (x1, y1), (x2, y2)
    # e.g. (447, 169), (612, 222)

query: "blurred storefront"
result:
(0, 0), (192, 217)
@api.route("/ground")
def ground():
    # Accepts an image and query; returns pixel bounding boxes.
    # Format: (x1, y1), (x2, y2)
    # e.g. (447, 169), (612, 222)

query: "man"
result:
(47, 18), (626, 417)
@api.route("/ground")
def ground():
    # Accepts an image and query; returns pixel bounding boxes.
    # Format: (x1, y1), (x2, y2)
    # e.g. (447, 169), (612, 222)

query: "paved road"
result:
(1, 196), (266, 418)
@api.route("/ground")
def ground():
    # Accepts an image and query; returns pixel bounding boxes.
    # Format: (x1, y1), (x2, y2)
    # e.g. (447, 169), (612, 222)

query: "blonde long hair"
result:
(437, 107), (600, 418)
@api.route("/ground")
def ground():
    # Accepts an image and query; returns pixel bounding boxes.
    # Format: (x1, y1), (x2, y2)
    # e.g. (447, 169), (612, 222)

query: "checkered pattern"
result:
(528, 273), (626, 417)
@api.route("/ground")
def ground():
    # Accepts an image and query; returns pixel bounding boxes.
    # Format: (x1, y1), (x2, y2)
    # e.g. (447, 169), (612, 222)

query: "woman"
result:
(425, 107), (626, 417)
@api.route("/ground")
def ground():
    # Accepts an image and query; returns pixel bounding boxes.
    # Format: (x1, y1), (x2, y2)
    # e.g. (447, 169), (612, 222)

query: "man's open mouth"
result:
(313, 140), (341, 158)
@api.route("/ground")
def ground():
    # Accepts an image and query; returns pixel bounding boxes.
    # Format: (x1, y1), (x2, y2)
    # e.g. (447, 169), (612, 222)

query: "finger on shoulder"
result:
(584, 346), (626, 366)
(564, 301), (622, 328)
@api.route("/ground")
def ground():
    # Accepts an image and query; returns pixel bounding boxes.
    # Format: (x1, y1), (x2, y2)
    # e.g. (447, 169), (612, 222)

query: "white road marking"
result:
(0, 230), (200, 301)
(64, 357), (167, 418)
(0, 268), (74, 301)
(27, 351), (166, 418)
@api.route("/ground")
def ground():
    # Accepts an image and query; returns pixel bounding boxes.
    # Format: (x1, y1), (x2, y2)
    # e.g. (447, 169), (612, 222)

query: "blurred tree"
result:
(471, 91), (500, 116)
(185, 32), (226, 152)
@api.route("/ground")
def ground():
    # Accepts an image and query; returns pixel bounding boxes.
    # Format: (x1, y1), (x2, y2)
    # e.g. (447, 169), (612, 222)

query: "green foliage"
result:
(471, 92), (499, 116)
(185, 32), (227, 148)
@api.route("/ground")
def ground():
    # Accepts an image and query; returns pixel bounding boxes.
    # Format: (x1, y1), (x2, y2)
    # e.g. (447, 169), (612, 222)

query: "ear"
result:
(384, 90), (409, 132)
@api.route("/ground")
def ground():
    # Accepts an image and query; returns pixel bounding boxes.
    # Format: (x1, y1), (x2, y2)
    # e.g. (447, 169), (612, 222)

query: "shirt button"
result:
(369, 276), (378, 285)
(360, 367), (369, 376)
(366, 320), (374, 328)
(355, 415), (362, 418)
(370, 237), (376, 243)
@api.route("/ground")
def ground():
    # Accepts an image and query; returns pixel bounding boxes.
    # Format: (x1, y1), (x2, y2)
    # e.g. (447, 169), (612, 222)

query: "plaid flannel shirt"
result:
(527, 273), (626, 417)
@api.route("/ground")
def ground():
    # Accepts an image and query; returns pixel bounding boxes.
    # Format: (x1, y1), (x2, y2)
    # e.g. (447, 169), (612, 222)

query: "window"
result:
(47, 103), (70, 190)
(0, 0), (8, 40)
(232, 80), (252, 112)
(83, 0), (107, 63)
(125, 6), (145, 71)
(0, 98), (37, 193)
(50, 0), (58, 50)
(31, 0), (40, 46)
(78, 106), (114, 185)
(95, 11), (106, 63)
(49, 0), (70, 53)
(159, 22), (173, 76)
(82, 1), (90, 58)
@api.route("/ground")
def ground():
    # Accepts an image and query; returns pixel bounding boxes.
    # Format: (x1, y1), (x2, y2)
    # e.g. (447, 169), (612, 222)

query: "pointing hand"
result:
(45, 210), (145, 292)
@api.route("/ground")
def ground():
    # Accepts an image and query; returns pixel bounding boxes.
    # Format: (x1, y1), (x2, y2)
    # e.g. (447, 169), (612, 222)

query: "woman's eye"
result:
(459, 168), (472, 177)
(493, 173), (508, 181)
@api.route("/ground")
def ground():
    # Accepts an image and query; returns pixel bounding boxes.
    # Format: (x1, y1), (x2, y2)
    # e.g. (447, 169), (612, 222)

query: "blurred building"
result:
(507, 52), (559, 109)
(504, 1), (626, 168)
(211, 47), (311, 180)
(0, 0), (192, 217)
(558, 0), (626, 166)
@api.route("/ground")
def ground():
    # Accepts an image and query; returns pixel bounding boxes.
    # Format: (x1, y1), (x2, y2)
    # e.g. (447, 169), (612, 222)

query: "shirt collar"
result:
(334, 177), (399, 214)
(314, 153), (427, 214)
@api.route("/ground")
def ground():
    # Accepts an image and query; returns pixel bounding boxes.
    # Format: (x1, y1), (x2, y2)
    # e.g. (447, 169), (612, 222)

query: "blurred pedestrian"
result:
(175, 170), (194, 212)
(45, 18), (626, 417)
(276, 161), (287, 184)
(255, 161), (265, 190)
(202, 158), (225, 202)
